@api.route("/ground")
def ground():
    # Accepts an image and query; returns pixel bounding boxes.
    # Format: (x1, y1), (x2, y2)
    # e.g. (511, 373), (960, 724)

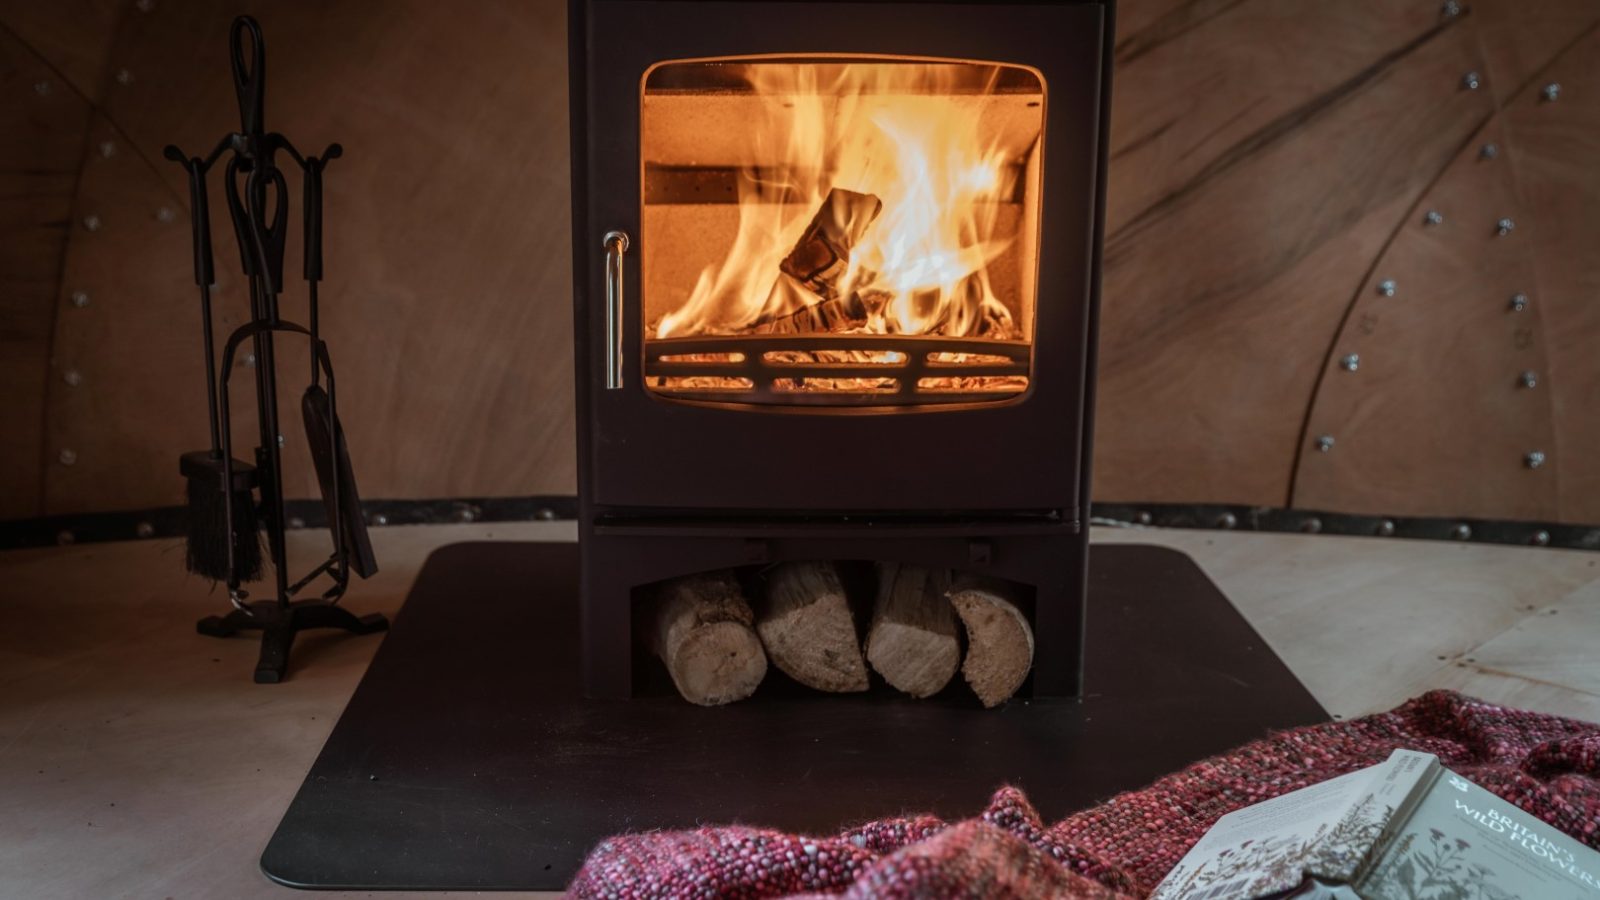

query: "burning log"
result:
(750, 188), (885, 336)
(751, 285), (893, 335)
(750, 274), (1015, 340)
(755, 561), (869, 693)
(905, 276), (1019, 339)
(748, 186), (1024, 344)
(947, 577), (1035, 707)
(651, 572), (768, 706)
(778, 188), (882, 300)
(969, 296), (1018, 340)
(864, 564), (960, 698)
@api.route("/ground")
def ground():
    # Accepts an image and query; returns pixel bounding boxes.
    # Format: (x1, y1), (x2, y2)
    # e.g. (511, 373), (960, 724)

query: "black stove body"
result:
(568, 0), (1114, 699)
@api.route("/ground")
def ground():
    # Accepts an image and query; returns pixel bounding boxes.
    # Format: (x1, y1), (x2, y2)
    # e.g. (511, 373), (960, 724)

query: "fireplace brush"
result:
(171, 148), (262, 583)
(167, 15), (387, 683)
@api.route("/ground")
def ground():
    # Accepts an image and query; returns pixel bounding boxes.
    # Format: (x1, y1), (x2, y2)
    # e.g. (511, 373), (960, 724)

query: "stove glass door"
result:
(639, 57), (1045, 408)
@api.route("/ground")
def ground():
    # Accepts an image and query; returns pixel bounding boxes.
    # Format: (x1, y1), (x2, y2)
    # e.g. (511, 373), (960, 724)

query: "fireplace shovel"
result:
(302, 381), (376, 578)
(300, 151), (376, 579)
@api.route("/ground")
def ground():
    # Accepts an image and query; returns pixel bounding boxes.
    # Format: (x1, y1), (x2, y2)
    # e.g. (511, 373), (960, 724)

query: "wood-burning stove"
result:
(260, 6), (1325, 884)
(568, 0), (1113, 699)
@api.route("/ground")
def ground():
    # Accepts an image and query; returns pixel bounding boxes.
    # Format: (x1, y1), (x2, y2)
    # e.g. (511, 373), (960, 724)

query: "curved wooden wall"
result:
(0, 17), (95, 517)
(1, 0), (1597, 523)
(1291, 12), (1600, 523)
(2, 0), (576, 517)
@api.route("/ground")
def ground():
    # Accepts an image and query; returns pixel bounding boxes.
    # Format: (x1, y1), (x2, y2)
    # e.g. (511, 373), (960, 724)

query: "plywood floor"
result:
(1, 524), (1596, 899)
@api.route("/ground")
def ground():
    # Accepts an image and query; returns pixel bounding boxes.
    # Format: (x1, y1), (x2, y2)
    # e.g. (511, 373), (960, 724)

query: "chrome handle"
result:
(602, 230), (629, 390)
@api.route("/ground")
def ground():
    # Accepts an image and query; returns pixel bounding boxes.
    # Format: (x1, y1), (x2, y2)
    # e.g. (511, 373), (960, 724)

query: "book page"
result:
(1151, 751), (1435, 900)
(1151, 766), (1382, 900)
(1307, 749), (1437, 884)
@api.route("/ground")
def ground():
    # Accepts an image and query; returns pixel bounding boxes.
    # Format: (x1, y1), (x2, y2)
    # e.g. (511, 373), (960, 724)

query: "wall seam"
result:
(0, 18), (98, 516)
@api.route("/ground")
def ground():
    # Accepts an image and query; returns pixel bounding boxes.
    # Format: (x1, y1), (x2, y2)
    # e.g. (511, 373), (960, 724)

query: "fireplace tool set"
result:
(170, 16), (385, 683)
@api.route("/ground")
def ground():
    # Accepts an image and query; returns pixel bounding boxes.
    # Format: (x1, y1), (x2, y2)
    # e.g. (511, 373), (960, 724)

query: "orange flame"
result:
(655, 63), (1024, 340)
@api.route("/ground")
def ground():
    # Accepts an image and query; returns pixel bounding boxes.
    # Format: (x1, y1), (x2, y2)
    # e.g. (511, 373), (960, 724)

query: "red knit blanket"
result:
(569, 691), (1600, 898)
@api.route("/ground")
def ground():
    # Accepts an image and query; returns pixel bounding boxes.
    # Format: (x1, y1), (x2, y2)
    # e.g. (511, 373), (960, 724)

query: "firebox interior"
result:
(640, 57), (1045, 406)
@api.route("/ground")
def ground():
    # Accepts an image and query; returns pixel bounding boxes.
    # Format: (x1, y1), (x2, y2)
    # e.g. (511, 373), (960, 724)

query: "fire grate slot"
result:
(645, 335), (1030, 406)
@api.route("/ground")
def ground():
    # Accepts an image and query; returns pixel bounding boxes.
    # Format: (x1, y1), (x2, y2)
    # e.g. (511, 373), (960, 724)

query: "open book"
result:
(1151, 749), (1600, 900)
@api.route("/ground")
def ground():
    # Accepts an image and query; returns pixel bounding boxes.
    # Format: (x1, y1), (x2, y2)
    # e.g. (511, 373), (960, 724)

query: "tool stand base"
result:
(197, 599), (389, 684)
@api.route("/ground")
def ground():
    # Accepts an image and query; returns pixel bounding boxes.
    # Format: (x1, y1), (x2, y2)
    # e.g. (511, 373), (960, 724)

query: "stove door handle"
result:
(602, 230), (630, 390)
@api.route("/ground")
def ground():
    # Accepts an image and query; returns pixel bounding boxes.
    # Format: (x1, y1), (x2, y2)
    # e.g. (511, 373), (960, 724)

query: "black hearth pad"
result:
(261, 542), (1326, 891)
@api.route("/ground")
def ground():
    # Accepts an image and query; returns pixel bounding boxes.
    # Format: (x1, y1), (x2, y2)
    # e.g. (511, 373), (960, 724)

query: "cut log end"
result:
(948, 580), (1035, 708)
(865, 564), (959, 698)
(756, 561), (869, 693)
(668, 621), (767, 706)
(654, 572), (767, 706)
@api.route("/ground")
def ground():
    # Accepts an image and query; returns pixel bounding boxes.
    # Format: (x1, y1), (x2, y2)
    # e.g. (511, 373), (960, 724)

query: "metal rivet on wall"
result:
(1542, 83), (1561, 102)
(34, 80), (51, 96)
(58, 448), (77, 466)
(1215, 512), (1238, 530)
(372, 513), (389, 526)
(1340, 353), (1360, 372)
(1376, 520), (1397, 537)
(454, 505), (480, 524)
(1524, 450), (1546, 469)
(135, 522), (154, 539)
(1495, 217), (1515, 236)
(62, 369), (82, 387)
(114, 68), (133, 86)
(276, 434), (285, 447)
(1480, 143), (1499, 160)
(1451, 523), (1473, 541)
(1300, 517), (1323, 534)
(1530, 530), (1551, 546)
(70, 290), (90, 308)
(1377, 279), (1397, 297)
(1315, 435), (1336, 453)
(535, 508), (557, 521)
(1135, 511), (1153, 526)
(99, 140), (117, 159)
(1462, 71), (1482, 90)
(1519, 370), (1538, 389)
(288, 516), (306, 529)
(243, 353), (256, 367)
(1441, 0), (1461, 17)
(155, 206), (175, 223)
(1508, 292), (1529, 312)
(135, 0), (155, 11)
(82, 214), (102, 232)
(57, 530), (76, 546)
(1423, 210), (1444, 226)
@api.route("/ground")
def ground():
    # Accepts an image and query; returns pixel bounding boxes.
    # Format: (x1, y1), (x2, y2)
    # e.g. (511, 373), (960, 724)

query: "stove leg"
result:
(1027, 532), (1088, 699)
(582, 547), (635, 700)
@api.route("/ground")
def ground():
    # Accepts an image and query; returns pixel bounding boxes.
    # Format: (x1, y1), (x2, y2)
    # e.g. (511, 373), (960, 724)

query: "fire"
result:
(654, 62), (1025, 342)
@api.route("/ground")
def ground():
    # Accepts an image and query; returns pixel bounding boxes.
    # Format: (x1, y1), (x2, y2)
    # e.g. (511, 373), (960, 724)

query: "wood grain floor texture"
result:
(1, 524), (1596, 898)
